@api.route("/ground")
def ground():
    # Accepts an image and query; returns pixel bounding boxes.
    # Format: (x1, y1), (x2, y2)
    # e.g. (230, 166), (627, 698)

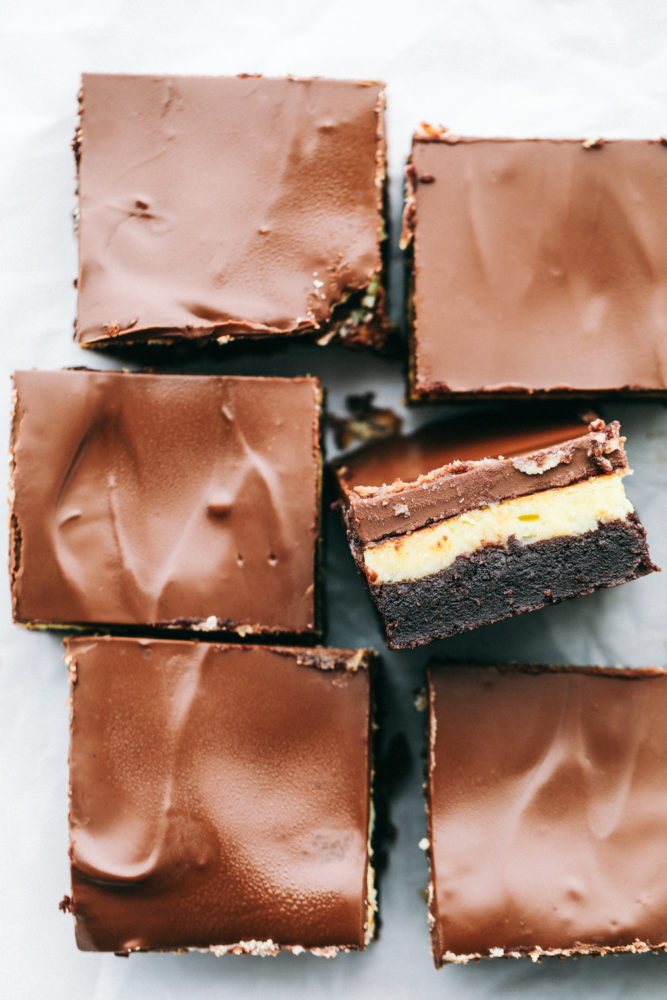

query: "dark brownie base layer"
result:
(371, 515), (657, 649)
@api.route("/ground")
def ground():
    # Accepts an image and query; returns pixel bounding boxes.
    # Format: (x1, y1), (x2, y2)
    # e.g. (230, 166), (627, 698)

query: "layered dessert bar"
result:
(75, 74), (388, 350)
(63, 637), (375, 955)
(402, 133), (667, 399)
(426, 662), (667, 965)
(10, 370), (321, 635)
(334, 410), (656, 648)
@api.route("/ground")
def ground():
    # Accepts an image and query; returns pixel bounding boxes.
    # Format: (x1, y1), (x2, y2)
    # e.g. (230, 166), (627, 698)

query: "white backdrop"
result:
(2, 2), (667, 997)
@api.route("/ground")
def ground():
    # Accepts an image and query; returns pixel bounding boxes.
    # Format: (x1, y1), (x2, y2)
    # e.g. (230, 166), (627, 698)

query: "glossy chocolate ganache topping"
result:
(75, 74), (387, 347)
(335, 409), (627, 544)
(404, 135), (667, 397)
(11, 370), (320, 633)
(65, 638), (373, 953)
(428, 665), (667, 964)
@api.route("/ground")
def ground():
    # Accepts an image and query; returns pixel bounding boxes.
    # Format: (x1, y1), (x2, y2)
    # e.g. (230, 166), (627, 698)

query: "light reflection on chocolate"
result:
(405, 136), (667, 398)
(76, 74), (387, 348)
(428, 664), (667, 964)
(66, 637), (373, 953)
(11, 370), (320, 633)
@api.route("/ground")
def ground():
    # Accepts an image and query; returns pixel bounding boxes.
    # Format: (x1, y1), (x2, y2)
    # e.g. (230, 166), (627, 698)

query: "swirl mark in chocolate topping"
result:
(11, 370), (320, 633)
(406, 138), (667, 397)
(66, 639), (372, 953)
(428, 666), (667, 964)
(72, 645), (212, 887)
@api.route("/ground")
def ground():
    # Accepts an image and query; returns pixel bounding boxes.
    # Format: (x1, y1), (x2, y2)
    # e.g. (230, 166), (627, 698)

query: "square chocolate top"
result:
(405, 136), (667, 398)
(65, 638), (373, 953)
(11, 370), (320, 634)
(427, 663), (667, 964)
(76, 74), (386, 348)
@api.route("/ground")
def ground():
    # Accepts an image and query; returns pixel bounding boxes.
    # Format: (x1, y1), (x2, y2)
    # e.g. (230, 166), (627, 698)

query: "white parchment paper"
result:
(2, 2), (667, 997)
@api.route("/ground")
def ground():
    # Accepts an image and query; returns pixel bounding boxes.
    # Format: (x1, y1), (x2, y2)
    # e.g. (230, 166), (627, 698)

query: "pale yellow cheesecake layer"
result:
(363, 473), (633, 584)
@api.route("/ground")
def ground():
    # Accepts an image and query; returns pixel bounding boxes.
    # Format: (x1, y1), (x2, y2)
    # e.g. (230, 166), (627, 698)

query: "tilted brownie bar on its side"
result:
(75, 74), (389, 351)
(64, 637), (376, 955)
(333, 409), (657, 648)
(426, 663), (667, 965)
(10, 369), (322, 636)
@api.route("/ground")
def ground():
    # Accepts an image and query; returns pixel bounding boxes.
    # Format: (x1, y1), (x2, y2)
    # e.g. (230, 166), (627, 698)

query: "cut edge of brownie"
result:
(339, 505), (657, 649)
(8, 379), (22, 619)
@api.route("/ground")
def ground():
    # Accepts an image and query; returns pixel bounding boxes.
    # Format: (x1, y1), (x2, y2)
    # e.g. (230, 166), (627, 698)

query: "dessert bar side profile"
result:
(334, 411), (657, 647)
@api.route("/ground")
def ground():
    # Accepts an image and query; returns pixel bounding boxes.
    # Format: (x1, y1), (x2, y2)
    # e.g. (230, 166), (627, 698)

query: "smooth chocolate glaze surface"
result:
(406, 137), (667, 397)
(428, 664), (667, 963)
(76, 74), (386, 347)
(66, 638), (372, 953)
(11, 370), (320, 633)
(336, 411), (625, 543)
